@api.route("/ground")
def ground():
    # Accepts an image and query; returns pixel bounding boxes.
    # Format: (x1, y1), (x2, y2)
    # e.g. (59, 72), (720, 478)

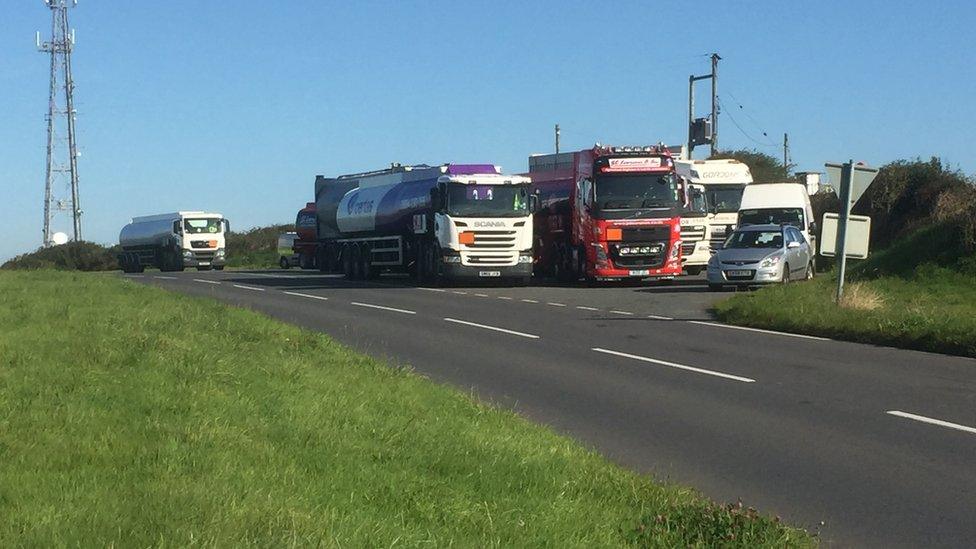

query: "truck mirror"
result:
(528, 194), (539, 213)
(430, 188), (440, 210)
(173, 220), (182, 235)
(223, 219), (231, 233)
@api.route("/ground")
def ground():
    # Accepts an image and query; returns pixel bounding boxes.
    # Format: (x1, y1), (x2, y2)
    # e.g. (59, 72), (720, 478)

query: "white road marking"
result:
(521, 299), (539, 303)
(592, 347), (756, 383)
(688, 321), (829, 341)
(474, 293), (490, 297)
(351, 302), (416, 315)
(122, 274), (142, 278)
(610, 310), (634, 316)
(497, 296), (513, 300)
(283, 291), (329, 301)
(153, 275), (177, 280)
(547, 302), (567, 307)
(444, 318), (540, 339)
(886, 411), (976, 435)
(453, 291), (468, 295)
(647, 314), (673, 320)
(232, 284), (265, 292)
(193, 278), (221, 285)
(418, 287), (447, 292)
(576, 305), (599, 311)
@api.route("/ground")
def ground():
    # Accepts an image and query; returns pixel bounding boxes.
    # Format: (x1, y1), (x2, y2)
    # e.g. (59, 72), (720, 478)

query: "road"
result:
(129, 269), (976, 547)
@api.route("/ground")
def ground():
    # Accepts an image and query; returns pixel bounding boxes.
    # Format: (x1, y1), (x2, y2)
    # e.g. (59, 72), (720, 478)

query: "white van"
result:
(737, 183), (817, 254)
(277, 232), (299, 269)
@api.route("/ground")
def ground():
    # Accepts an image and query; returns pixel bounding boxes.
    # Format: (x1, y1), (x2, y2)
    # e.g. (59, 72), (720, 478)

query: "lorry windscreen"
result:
(684, 187), (708, 217)
(446, 183), (530, 218)
(705, 185), (745, 213)
(184, 218), (222, 234)
(593, 173), (681, 211)
(738, 208), (804, 228)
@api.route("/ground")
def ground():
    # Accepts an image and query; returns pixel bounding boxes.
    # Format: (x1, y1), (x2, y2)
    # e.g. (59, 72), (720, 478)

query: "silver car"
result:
(707, 224), (814, 290)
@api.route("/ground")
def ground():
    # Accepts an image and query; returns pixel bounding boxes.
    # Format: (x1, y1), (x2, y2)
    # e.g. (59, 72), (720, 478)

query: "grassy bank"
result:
(0, 271), (810, 547)
(715, 225), (976, 358)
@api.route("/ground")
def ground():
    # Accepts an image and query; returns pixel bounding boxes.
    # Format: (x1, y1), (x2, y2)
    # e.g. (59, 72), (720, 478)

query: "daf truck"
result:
(313, 163), (535, 284)
(675, 159), (753, 255)
(118, 211), (229, 273)
(526, 145), (684, 283)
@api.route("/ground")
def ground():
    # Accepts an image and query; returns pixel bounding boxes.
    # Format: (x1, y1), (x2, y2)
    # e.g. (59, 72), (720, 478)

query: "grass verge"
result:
(715, 225), (976, 358)
(0, 271), (812, 547)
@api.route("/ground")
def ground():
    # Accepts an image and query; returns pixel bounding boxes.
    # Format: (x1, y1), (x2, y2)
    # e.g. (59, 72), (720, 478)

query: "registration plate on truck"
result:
(479, 270), (501, 277)
(726, 270), (751, 277)
(629, 269), (650, 276)
(199, 261), (210, 266)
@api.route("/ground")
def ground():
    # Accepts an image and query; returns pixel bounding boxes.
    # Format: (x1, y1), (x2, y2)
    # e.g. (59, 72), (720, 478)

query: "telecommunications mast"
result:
(37, 0), (82, 245)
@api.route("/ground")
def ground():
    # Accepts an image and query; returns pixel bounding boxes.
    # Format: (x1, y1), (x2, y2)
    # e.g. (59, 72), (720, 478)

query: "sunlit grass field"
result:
(0, 271), (811, 547)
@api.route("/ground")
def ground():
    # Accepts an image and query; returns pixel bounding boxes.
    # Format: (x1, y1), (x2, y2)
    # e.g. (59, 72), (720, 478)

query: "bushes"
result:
(1, 241), (120, 271)
(225, 223), (292, 268)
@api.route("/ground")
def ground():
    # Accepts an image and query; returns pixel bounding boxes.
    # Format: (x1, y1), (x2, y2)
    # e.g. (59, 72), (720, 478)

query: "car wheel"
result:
(782, 263), (791, 284)
(806, 260), (815, 280)
(279, 257), (290, 269)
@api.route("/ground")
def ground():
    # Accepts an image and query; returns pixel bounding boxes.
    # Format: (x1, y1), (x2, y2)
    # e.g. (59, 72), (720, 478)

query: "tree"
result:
(708, 149), (789, 183)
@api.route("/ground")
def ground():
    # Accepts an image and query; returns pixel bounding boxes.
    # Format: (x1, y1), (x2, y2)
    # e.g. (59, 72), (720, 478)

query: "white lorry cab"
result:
(675, 159), (753, 255)
(118, 211), (229, 273)
(277, 232), (299, 269)
(737, 183), (817, 254)
(679, 183), (711, 275)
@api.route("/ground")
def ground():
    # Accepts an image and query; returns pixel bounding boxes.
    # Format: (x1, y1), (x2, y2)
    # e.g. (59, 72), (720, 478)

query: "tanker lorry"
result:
(313, 163), (535, 284)
(118, 211), (229, 273)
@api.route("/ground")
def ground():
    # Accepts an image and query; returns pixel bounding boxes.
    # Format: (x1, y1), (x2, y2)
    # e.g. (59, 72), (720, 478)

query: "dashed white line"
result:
(497, 296), (513, 300)
(592, 348), (756, 383)
(576, 305), (599, 311)
(647, 314), (673, 320)
(452, 291), (468, 295)
(688, 321), (829, 341)
(444, 318), (540, 339)
(351, 302), (416, 315)
(886, 411), (976, 435)
(283, 291), (329, 301)
(153, 275), (177, 280)
(474, 293), (490, 298)
(193, 278), (221, 285)
(610, 310), (634, 316)
(232, 284), (265, 291)
(418, 287), (447, 292)
(521, 299), (539, 303)
(547, 302), (567, 307)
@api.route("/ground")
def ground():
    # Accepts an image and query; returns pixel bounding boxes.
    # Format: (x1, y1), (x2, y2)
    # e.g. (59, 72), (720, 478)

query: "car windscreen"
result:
(738, 208), (804, 228)
(184, 218), (222, 234)
(725, 230), (783, 249)
(446, 183), (529, 217)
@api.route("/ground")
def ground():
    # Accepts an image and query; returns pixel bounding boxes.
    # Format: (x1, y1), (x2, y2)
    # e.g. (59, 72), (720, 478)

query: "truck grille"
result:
(621, 226), (670, 242)
(464, 253), (517, 266)
(680, 226), (706, 256)
(463, 230), (517, 250)
(193, 251), (215, 260)
(609, 243), (666, 269)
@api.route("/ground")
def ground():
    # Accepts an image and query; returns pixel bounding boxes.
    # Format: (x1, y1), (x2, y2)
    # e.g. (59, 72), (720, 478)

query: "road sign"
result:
(826, 162), (879, 206)
(820, 213), (871, 259)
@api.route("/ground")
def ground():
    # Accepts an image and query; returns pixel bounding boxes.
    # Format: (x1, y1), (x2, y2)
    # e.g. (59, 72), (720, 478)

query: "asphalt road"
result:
(129, 269), (976, 547)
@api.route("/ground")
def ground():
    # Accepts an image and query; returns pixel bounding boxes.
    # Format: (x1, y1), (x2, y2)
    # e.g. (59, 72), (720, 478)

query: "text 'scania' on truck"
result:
(526, 144), (684, 282)
(313, 163), (535, 284)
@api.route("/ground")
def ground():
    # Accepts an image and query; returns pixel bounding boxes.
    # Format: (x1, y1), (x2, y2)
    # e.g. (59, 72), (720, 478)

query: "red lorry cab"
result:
(293, 202), (318, 269)
(526, 145), (683, 282)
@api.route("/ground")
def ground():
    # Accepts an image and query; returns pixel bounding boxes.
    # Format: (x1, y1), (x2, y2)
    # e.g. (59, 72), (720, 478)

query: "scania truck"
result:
(313, 163), (535, 284)
(675, 159), (753, 255)
(526, 145), (684, 283)
(118, 211), (229, 273)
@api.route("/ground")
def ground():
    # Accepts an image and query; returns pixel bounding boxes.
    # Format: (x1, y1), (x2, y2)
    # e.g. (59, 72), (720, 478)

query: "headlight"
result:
(518, 254), (533, 264)
(215, 248), (226, 257)
(760, 255), (781, 268)
(669, 242), (681, 259)
(182, 250), (194, 258)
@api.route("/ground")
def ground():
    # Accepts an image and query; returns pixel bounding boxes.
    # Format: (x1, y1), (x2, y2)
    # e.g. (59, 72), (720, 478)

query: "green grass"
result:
(0, 271), (811, 547)
(715, 225), (976, 358)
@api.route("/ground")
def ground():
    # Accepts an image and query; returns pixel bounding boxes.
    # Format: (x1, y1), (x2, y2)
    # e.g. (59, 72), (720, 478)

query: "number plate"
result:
(199, 261), (210, 266)
(479, 270), (501, 277)
(629, 269), (650, 276)
(726, 270), (751, 277)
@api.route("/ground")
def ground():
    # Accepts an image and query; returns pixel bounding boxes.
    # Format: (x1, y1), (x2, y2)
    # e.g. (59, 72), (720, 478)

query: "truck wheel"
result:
(299, 253), (313, 270)
(279, 257), (290, 269)
(685, 266), (703, 276)
(213, 266), (224, 271)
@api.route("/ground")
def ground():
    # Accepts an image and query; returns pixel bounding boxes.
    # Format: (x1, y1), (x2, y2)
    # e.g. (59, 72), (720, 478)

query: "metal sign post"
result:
(834, 161), (853, 301)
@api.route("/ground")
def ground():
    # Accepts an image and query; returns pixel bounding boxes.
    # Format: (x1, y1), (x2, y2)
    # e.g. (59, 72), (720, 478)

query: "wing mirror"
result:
(528, 191), (540, 214)
(787, 241), (801, 249)
(223, 219), (231, 233)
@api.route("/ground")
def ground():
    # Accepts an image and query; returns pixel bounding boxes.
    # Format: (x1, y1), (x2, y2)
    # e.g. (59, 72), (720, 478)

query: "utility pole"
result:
(554, 123), (560, 155)
(710, 53), (720, 157)
(783, 133), (789, 173)
(37, 0), (82, 245)
(687, 53), (720, 160)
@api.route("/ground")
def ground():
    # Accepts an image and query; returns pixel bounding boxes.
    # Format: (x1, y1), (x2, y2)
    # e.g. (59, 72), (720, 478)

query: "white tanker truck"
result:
(118, 211), (229, 273)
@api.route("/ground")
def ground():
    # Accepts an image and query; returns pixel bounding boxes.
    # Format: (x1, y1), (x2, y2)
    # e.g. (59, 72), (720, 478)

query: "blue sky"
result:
(2, 1), (974, 261)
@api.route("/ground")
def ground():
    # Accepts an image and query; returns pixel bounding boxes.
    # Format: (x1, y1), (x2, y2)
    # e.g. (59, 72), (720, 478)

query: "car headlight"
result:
(760, 255), (782, 268)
